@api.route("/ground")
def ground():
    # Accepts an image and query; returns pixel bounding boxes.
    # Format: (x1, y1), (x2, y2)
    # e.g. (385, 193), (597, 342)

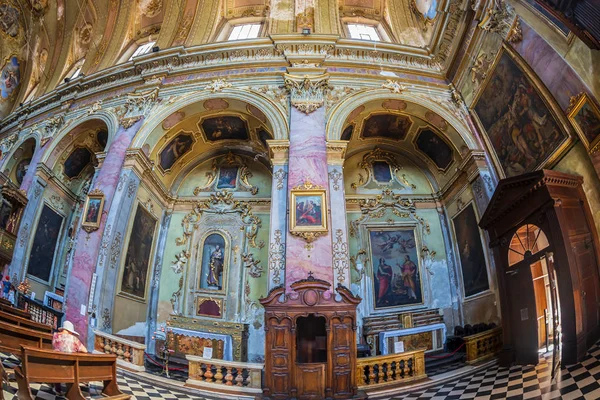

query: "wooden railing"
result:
(93, 330), (146, 372)
(186, 355), (263, 395)
(464, 326), (502, 364)
(356, 349), (427, 389)
(18, 294), (63, 330)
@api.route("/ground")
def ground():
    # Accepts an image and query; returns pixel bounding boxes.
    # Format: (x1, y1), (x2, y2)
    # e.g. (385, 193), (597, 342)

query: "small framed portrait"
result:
(290, 188), (327, 233)
(568, 92), (600, 153)
(81, 190), (105, 232)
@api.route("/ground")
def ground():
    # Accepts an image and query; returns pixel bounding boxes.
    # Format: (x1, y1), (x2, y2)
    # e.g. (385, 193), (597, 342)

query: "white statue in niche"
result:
(207, 245), (223, 287)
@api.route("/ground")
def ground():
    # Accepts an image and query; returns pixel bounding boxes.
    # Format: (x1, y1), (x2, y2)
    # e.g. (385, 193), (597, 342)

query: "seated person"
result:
(52, 321), (87, 394)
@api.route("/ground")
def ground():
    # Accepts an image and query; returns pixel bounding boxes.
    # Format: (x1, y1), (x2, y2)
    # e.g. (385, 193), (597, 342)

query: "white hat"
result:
(59, 320), (79, 336)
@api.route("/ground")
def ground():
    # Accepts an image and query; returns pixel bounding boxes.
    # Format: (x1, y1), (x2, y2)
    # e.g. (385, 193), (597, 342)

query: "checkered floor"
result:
(3, 342), (600, 399)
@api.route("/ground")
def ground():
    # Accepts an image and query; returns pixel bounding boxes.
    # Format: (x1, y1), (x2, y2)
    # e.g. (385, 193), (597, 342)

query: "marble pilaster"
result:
(20, 139), (53, 193)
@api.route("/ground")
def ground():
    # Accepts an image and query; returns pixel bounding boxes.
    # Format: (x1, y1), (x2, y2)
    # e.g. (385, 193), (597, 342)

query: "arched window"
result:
(508, 224), (550, 266)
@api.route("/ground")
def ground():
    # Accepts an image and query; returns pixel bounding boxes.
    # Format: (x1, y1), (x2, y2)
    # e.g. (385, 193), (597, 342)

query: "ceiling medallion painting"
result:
(199, 115), (250, 142)
(193, 152), (259, 195)
(0, 56), (20, 101)
(414, 128), (454, 172)
(158, 131), (196, 173)
(351, 148), (417, 190)
(0, 3), (20, 37)
(360, 113), (413, 141)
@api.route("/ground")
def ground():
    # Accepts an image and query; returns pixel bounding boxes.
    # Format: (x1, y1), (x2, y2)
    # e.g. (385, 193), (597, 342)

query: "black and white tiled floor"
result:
(3, 342), (600, 399)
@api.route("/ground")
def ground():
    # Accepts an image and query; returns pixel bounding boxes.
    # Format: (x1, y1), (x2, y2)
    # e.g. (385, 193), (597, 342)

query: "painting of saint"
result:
(27, 205), (64, 282)
(15, 158), (30, 185)
(201, 116), (249, 141)
(0, 57), (20, 99)
(372, 161), (392, 183)
(369, 229), (422, 308)
(217, 166), (238, 189)
(0, 4), (20, 37)
(572, 97), (600, 147)
(159, 132), (194, 172)
(415, 129), (453, 171)
(341, 125), (354, 141)
(361, 114), (412, 140)
(63, 147), (92, 179)
(84, 198), (102, 224)
(474, 50), (568, 177)
(453, 204), (489, 297)
(295, 195), (323, 227)
(120, 205), (157, 299)
(200, 233), (226, 290)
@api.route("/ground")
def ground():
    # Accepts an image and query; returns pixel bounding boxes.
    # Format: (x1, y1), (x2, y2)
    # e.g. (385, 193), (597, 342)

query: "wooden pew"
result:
(0, 303), (31, 320)
(0, 310), (52, 333)
(15, 346), (130, 400)
(0, 298), (12, 307)
(0, 321), (52, 354)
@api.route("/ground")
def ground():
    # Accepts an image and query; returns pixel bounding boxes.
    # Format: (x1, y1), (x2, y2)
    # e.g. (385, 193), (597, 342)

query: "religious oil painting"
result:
(27, 204), (64, 283)
(0, 56), (20, 99)
(199, 233), (226, 291)
(372, 161), (393, 183)
(568, 93), (600, 152)
(452, 203), (490, 297)
(341, 125), (354, 141)
(81, 192), (104, 229)
(257, 128), (272, 149)
(415, 128), (453, 171)
(96, 130), (108, 149)
(291, 191), (327, 232)
(15, 158), (30, 185)
(200, 115), (249, 142)
(63, 147), (93, 179)
(120, 204), (157, 300)
(360, 113), (412, 141)
(473, 47), (570, 178)
(158, 132), (194, 172)
(369, 228), (423, 309)
(217, 166), (238, 189)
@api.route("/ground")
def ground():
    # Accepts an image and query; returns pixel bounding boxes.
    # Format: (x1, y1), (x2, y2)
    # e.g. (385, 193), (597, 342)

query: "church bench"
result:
(0, 310), (52, 333)
(14, 346), (130, 400)
(0, 303), (31, 320)
(0, 321), (52, 354)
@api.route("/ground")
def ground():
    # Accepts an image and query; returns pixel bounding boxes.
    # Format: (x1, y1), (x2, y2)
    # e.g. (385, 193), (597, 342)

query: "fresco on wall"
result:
(257, 128), (272, 148)
(201, 116), (249, 141)
(200, 233), (226, 290)
(474, 50), (568, 177)
(414, 0), (437, 21)
(0, 56), (20, 99)
(453, 204), (489, 297)
(372, 161), (392, 183)
(217, 166), (238, 189)
(369, 229), (422, 309)
(0, 4), (20, 37)
(571, 96), (600, 147)
(159, 132), (194, 172)
(63, 147), (92, 179)
(97, 130), (108, 149)
(341, 125), (353, 141)
(415, 128), (453, 171)
(15, 158), (30, 185)
(120, 205), (156, 299)
(27, 205), (63, 282)
(361, 114), (412, 140)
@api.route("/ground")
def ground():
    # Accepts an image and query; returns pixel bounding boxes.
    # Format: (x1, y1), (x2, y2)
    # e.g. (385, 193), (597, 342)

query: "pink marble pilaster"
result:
(285, 107), (333, 289)
(20, 139), (53, 193)
(64, 118), (144, 341)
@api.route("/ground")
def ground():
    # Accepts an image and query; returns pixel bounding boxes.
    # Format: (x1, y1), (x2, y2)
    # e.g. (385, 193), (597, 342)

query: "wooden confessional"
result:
(480, 170), (600, 366)
(259, 276), (364, 400)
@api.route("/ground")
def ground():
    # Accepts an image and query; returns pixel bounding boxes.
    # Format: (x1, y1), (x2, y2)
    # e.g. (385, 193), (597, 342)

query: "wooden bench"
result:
(0, 298), (12, 307)
(15, 346), (130, 400)
(0, 303), (31, 320)
(0, 321), (52, 354)
(0, 310), (52, 333)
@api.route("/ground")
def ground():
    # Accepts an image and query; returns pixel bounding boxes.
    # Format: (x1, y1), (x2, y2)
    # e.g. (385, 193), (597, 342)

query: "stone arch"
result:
(1, 132), (40, 173)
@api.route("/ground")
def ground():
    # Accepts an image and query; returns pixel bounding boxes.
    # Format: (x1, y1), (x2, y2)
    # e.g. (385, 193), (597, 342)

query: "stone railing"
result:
(356, 349), (427, 389)
(186, 355), (263, 395)
(94, 330), (146, 372)
(464, 326), (502, 364)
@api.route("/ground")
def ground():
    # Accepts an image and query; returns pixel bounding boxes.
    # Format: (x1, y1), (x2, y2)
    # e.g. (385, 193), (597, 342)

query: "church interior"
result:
(0, 0), (599, 399)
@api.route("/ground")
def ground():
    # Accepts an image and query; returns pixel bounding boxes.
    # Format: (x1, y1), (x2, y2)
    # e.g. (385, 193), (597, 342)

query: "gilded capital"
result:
(267, 139), (290, 165)
(284, 73), (331, 114)
(326, 140), (348, 165)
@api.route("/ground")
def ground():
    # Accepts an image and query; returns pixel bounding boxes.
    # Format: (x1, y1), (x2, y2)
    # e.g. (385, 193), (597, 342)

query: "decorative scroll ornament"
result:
(242, 252), (263, 278)
(176, 191), (264, 249)
(478, 1), (515, 36)
(351, 148), (416, 190)
(117, 88), (160, 129)
(41, 114), (65, 145)
(381, 80), (406, 94)
(0, 133), (19, 155)
(139, 0), (162, 17)
(273, 168), (287, 190)
(171, 250), (189, 274)
(205, 78), (232, 92)
(284, 73), (331, 114)
(329, 169), (342, 191)
(332, 229), (349, 284)
(470, 52), (493, 94)
(193, 152), (258, 195)
(507, 19), (522, 43)
(268, 229), (285, 285)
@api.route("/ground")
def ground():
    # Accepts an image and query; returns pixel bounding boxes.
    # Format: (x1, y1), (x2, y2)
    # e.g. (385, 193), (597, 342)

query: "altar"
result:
(379, 323), (446, 354)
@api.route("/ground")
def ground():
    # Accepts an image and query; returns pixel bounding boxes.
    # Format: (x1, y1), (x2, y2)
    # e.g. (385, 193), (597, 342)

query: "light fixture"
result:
(302, 27), (311, 35)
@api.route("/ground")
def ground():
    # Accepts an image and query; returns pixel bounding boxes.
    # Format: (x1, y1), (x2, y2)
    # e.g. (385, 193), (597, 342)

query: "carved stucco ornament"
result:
(381, 80), (406, 94)
(284, 73), (331, 114)
(205, 78), (232, 92)
(117, 88), (160, 129)
(41, 114), (65, 146)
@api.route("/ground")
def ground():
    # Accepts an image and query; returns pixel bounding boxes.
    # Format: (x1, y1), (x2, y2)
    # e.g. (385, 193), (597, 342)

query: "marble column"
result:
(65, 118), (144, 342)
(266, 140), (289, 290)
(326, 141), (351, 288)
(20, 139), (53, 194)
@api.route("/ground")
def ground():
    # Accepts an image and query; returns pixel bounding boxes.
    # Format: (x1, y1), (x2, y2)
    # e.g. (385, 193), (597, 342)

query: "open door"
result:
(545, 252), (562, 378)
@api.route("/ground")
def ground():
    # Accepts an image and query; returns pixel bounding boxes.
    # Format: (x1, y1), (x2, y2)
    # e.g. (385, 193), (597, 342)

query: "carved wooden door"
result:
(329, 315), (355, 399)
(265, 316), (294, 400)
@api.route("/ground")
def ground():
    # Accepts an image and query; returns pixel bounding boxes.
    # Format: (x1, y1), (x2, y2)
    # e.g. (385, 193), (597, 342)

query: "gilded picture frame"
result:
(290, 183), (327, 243)
(81, 189), (105, 233)
(567, 92), (600, 153)
(470, 43), (574, 179)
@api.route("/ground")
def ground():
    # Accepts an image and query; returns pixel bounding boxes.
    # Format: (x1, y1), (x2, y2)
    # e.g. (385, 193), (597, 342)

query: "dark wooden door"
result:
(296, 363), (325, 400)
(265, 316), (294, 400)
(506, 263), (539, 365)
(329, 316), (354, 399)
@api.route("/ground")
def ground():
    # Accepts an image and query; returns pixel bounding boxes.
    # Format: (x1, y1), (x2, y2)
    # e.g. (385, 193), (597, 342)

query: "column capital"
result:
(267, 139), (290, 165)
(326, 140), (348, 165)
(458, 149), (487, 182)
(283, 73), (331, 114)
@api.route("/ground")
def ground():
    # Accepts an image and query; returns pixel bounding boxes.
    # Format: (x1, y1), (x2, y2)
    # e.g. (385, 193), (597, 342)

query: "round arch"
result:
(0, 132), (40, 172)
(132, 88), (289, 148)
(326, 89), (478, 149)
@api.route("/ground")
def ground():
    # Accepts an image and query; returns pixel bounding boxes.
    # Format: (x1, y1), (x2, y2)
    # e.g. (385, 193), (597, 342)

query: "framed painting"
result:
(81, 190), (104, 232)
(414, 127), (454, 172)
(368, 227), (423, 309)
(63, 147), (93, 179)
(372, 161), (393, 183)
(472, 44), (573, 178)
(27, 204), (64, 283)
(567, 92), (600, 153)
(199, 115), (249, 142)
(452, 203), (490, 298)
(158, 131), (195, 173)
(360, 113), (412, 141)
(290, 190), (327, 231)
(119, 204), (158, 300)
(216, 166), (238, 189)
